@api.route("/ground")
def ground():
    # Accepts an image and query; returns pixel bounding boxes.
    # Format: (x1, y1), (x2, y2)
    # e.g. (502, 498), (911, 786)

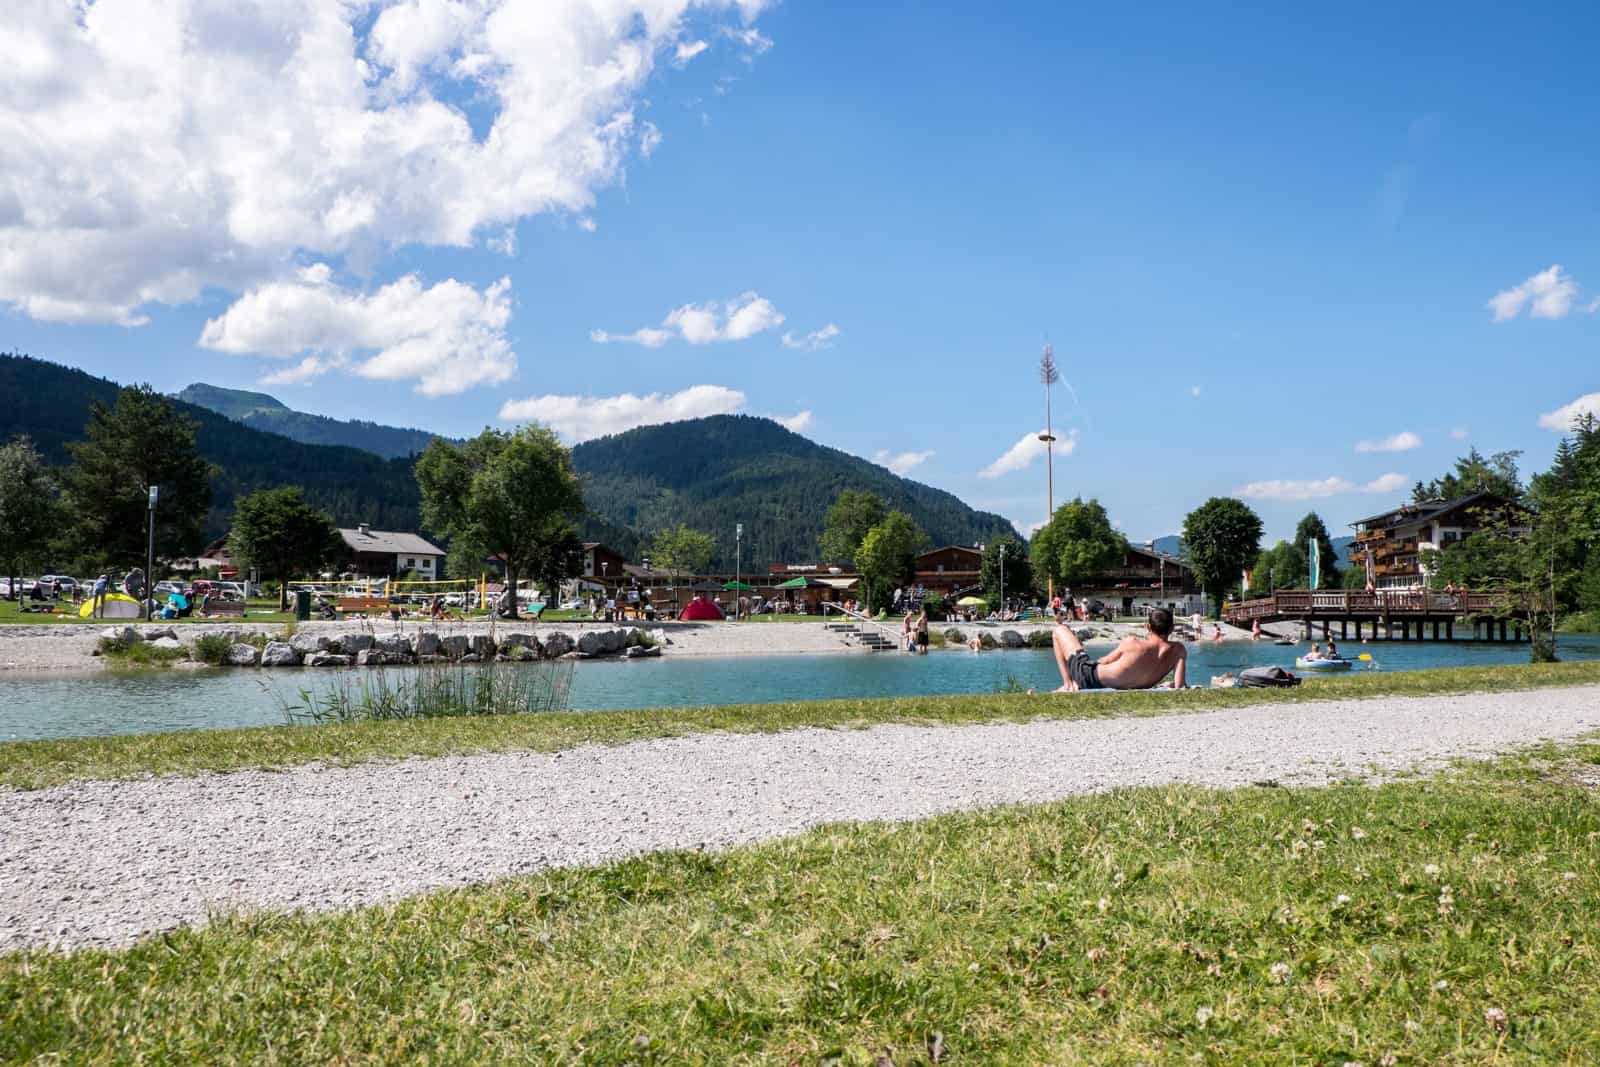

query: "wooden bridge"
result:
(1222, 590), (1529, 642)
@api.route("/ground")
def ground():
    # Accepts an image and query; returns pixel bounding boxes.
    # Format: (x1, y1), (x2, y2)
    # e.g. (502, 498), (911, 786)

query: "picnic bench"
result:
(201, 598), (245, 617)
(337, 596), (392, 615)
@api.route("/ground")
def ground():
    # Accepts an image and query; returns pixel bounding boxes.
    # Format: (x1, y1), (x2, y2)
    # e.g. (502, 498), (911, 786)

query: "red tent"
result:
(680, 596), (725, 621)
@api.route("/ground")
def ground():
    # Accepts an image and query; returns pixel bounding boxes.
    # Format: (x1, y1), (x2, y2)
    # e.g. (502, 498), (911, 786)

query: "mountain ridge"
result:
(175, 382), (447, 459)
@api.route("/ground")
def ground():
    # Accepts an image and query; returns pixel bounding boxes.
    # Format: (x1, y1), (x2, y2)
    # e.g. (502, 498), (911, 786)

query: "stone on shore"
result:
(375, 633), (412, 659)
(471, 635), (497, 659)
(149, 636), (183, 651)
(624, 644), (661, 658)
(440, 635), (470, 660)
(414, 632), (442, 657)
(943, 627), (965, 644)
(307, 652), (350, 667)
(355, 649), (388, 667)
(542, 632), (575, 658)
(101, 626), (141, 644)
(339, 633), (375, 655)
(289, 632), (328, 656)
(260, 641), (300, 667)
(225, 643), (260, 667)
(1000, 629), (1025, 649)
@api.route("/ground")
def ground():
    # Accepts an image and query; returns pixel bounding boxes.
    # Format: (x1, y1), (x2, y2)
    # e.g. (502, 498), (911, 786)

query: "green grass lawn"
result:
(0, 598), (297, 625)
(5, 661), (1600, 791)
(5, 742), (1600, 1063)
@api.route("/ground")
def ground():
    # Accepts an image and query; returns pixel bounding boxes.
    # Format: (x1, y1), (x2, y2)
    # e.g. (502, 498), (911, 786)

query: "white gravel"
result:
(5, 685), (1599, 952)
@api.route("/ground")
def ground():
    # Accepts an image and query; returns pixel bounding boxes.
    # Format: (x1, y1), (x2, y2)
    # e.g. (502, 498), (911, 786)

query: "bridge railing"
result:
(1225, 589), (1510, 620)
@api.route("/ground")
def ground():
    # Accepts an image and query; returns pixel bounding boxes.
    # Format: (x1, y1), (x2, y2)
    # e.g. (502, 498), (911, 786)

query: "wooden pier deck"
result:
(1222, 590), (1528, 642)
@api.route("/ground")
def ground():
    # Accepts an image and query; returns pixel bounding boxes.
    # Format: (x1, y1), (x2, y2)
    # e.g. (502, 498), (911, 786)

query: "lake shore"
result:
(0, 616), (1260, 673)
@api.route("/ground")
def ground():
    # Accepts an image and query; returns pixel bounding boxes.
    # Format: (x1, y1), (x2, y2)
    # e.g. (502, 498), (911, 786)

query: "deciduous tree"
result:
(1182, 497), (1263, 614)
(0, 436), (59, 597)
(857, 511), (927, 613)
(648, 524), (716, 587)
(819, 489), (886, 565)
(228, 487), (343, 610)
(1293, 512), (1340, 588)
(980, 535), (1032, 605)
(1030, 497), (1125, 593)
(416, 426), (585, 618)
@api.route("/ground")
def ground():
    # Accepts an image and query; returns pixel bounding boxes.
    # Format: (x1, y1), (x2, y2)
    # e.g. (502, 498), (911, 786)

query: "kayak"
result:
(1295, 657), (1352, 672)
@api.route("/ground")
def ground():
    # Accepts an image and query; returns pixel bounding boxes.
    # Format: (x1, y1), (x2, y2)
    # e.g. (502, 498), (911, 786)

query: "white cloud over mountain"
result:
(874, 449), (933, 476)
(592, 292), (785, 346)
(979, 429), (1077, 479)
(1233, 472), (1409, 501)
(1486, 265), (1588, 321)
(498, 384), (745, 441)
(199, 265), (514, 396)
(775, 410), (814, 432)
(1355, 431), (1422, 453)
(0, 0), (770, 392)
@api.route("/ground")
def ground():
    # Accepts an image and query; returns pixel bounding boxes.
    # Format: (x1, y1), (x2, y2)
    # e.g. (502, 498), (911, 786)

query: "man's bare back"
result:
(1051, 608), (1187, 691)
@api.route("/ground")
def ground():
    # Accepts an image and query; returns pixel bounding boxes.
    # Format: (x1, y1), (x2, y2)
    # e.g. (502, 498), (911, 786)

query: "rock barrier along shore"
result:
(97, 625), (662, 668)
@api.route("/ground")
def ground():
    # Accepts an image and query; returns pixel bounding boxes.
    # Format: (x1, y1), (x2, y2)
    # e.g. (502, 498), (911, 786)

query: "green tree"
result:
(0, 436), (61, 597)
(61, 386), (214, 569)
(648, 524), (716, 586)
(1294, 512), (1340, 588)
(857, 511), (927, 613)
(980, 535), (1033, 605)
(819, 489), (887, 565)
(1029, 497), (1126, 593)
(1182, 497), (1264, 615)
(227, 487), (343, 610)
(416, 426), (585, 618)
(1413, 447), (1523, 502)
(1250, 540), (1307, 592)
(1341, 562), (1369, 590)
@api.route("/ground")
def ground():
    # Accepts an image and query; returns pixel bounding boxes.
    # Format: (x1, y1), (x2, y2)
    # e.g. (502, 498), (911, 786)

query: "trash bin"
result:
(294, 589), (312, 621)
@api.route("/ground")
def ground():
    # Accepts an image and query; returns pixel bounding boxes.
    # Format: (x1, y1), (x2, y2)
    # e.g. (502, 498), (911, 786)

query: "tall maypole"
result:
(1038, 343), (1059, 601)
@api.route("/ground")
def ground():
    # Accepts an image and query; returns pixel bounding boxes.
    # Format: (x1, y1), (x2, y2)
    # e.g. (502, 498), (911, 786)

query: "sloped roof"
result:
(1349, 492), (1512, 531)
(338, 527), (444, 556)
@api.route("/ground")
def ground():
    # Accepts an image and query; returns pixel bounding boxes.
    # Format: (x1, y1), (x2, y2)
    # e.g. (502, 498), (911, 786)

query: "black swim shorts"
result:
(1066, 650), (1103, 690)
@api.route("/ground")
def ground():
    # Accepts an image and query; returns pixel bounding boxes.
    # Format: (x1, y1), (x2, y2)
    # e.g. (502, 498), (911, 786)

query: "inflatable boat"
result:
(1294, 656), (1352, 672)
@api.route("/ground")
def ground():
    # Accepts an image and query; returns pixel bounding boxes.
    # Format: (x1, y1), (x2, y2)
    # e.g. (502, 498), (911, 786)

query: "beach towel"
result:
(1238, 666), (1301, 688)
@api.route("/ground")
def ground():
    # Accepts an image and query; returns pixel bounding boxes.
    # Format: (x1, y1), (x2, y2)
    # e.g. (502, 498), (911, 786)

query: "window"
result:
(404, 558), (415, 568)
(420, 558), (433, 569)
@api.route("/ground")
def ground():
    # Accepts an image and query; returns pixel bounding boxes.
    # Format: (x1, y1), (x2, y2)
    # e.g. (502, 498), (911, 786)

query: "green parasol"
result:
(722, 580), (753, 591)
(775, 576), (812, 589)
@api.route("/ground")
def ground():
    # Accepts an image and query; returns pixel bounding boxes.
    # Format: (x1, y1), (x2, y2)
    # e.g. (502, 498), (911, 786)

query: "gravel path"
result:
(5, 685), (1599, 951)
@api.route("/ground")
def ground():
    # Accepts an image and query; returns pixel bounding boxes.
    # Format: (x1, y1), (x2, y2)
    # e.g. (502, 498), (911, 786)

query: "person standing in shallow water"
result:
(915, 606), (930, 654)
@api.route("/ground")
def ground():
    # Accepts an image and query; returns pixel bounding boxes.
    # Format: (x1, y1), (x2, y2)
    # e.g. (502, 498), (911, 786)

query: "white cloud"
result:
(1355, 431), (1422, 453)
(1486, 265), (1587, 322)
(775, 410), (813, 432)
(781, 324), (841, 351)
(497, 384), (744, 442)
(1538, 392), (1600, 432)
(199, 265), (514, 396)
(979, 429), (1077, 480)
(576, 217), (598, 233)
(595, 292), (785, 346)
(1451, 426), (1469, 440)
(1188, 385), (1202, 398)
(874, 449), (934, 476)
(1234, 472), (1409, 501)
(674, 39), (709, 64)
(0, 0), (770, 327)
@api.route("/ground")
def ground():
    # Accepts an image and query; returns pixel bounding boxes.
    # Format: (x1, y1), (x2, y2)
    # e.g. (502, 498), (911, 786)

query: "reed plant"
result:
(277, 656), (575, 724)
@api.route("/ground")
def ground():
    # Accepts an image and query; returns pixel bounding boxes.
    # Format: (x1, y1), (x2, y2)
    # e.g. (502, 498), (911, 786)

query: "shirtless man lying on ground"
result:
(1051, 607), (1187, 692)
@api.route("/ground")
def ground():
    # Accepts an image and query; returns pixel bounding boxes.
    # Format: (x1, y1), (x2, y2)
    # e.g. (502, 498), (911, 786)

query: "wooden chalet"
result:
(1349, 493), (1522, 591)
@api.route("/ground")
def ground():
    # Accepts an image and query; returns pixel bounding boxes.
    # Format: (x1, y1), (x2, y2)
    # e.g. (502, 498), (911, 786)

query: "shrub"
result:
(192, 633), (233, 666)
(278, 658), (576, 725)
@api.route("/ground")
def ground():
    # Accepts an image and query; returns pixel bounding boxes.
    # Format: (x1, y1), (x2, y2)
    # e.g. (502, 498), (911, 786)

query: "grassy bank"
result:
(5, 743), (1600, 1063)
(4, 661), (1600, 791)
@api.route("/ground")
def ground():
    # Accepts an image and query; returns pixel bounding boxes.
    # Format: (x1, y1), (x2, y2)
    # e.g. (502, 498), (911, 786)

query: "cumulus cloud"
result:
(594, 292), (785, 346)
(874, 449), (933, 476)
(781, 324), (841, 351)
(1355, 431), (1422, 453)
(1486, 265), (1588, 322)
(1538, 392), (1600, 432)
(0, 0), (771, 327)
(978, 429), (1077, 480)
(1188, 385), (1202, 398)
(199, 265), (514, 396)
(1234, 472), (1409, 501)
(1451, 426), (1469, 440)
(497, 384), (745, 442)
(775, 410), (813, 432)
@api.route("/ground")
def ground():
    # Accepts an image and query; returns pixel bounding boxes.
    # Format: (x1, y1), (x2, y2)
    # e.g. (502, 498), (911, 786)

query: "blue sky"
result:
(4, 1), (1597, 545)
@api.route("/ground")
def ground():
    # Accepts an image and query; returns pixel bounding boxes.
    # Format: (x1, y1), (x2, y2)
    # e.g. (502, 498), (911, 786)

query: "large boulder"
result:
(440, 635), (471, 660)
(376, 632), (413, 659)
(226, 643), (260, 667)
(260, 641), (301, 667)
(508, 644), (538, 662)
(601, 628), (627, 654)
(101, 626), (141, 644)
(542, 631), (575, 658)
(1026, 629), (1053, 649)
(414, 631), (442, 657)
(999, 629), (1026, 649)
(149, 636), (183, 651)
(943, 627), (966, 645)
(576, 630), (606, 656)
(289, 632), (328, 656)
(624, 644), (662, 658)
(143, 626), (178, 641)
(978, 632), (998, 650)
(471, 635), (497, 658)
(339, 633), (375, 655)
(307, 651), (350, 667)
(355, 649), (388, 667)
(499, 632), (535, 656)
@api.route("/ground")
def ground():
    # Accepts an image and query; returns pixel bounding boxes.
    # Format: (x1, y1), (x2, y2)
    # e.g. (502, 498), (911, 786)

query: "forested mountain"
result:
(176, 382), (446, 459)
(3, 356), (1017, 569)
(569, 415), (1020, 568)
(1, 355), (421, 538)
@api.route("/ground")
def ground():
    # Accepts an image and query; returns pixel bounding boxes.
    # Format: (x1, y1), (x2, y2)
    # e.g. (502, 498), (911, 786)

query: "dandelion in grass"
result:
(1269, 961), (1292, 984)
(1096, 896), (1110, 913)
(1194, 1005), (1214, 1027)
(1434, 979), (1450, 992)
(1437, 885), (1455, 916)
(1485, 1006), (1508, 1032)
(1379, 1054), (1398, 1067)
(1350, 826), (1368, 841)
(1335, 893), (1351, 907)
(1423, 862), (1441, 878)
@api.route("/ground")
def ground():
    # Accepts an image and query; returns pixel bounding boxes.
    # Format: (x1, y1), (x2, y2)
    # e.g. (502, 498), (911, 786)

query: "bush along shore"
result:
(93, 624), (661, 669)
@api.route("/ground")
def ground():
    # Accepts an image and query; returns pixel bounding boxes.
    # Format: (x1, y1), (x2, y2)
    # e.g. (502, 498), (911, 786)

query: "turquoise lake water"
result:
(4, 634), (1598, 743)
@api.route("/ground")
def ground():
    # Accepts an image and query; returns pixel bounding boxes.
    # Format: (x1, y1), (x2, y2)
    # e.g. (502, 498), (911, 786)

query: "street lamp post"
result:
(999, 543), (1006, 613)
(144, 485), (159, 620)
(1039, 344), (1060, 601)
